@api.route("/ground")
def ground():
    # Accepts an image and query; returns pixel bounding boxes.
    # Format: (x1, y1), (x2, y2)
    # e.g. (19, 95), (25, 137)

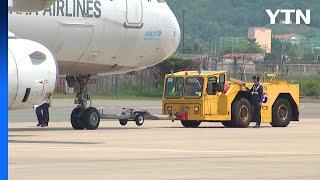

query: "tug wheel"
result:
(232, 98), (252, 128)
(181, 120), (201, 128)
(271, 98), (292, 127)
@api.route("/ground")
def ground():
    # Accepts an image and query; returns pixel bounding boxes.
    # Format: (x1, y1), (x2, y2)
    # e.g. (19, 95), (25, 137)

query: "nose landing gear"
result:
(68, 75), (100, 130)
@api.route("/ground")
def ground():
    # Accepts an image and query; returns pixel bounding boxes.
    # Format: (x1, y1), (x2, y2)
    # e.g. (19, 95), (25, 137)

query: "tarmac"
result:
(9, 100), (320, 180)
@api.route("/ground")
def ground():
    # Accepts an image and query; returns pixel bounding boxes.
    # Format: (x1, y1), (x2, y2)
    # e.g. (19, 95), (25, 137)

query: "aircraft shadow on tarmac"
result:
(9, 135), (35, 138)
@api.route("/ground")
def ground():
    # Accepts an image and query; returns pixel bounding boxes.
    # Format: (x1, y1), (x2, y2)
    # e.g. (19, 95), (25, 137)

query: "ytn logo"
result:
(266, 9), (311, 25)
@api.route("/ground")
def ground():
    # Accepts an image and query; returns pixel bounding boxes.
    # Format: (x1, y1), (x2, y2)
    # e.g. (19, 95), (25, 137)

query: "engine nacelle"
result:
(8, 35), (58, 110)
(8, 0), (56, 12)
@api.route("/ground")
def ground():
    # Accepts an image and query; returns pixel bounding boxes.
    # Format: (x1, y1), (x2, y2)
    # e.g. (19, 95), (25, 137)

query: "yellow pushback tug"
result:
(162, 71), (299, 128)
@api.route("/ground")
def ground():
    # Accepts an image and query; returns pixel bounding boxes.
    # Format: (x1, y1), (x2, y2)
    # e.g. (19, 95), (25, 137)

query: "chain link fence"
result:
(55, 59), (320, 97)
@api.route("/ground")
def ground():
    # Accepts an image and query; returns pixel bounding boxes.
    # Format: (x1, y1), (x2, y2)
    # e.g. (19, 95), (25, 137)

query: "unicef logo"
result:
(262, 93), (268, 103)
(144, 29), (162, 40)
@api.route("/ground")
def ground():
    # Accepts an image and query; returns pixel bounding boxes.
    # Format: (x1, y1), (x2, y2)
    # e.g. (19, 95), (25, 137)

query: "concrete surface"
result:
(9, 100), (320, 180)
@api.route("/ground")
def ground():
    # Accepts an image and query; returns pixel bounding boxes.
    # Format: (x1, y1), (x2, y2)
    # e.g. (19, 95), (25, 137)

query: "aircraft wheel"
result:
(232, 98), (252, 128)
(181, 120), (201, 128)
(71, 107), (85, 130)
(135, 114), (145, 126)
(271, 98), (292, 127)
(83, 107), (101, 130)
(119, 119), (128, 126)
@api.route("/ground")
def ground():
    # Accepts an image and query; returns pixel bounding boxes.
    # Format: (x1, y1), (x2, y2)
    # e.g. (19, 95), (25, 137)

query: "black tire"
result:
(71, 107), (85, 130)
(83, 107), (100, 130)
(119, 119), (128, 126)
(135, 114), (144, 126)
(222, 121), (232, 128)
(271, 98), (292, 127)
(231, 98), (252, 128)
(181, 120), (201, 128)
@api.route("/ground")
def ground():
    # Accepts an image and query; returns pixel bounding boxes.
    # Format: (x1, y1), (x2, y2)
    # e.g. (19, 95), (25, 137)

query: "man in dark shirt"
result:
(248, 76), (263, 128)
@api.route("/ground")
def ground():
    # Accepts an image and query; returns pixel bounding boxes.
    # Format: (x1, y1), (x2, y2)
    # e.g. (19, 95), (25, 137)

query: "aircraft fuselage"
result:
(9, 0), (180, 75)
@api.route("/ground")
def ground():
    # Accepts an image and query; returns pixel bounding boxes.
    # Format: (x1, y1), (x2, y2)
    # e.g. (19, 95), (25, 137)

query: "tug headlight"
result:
(194, 106), (200, 114)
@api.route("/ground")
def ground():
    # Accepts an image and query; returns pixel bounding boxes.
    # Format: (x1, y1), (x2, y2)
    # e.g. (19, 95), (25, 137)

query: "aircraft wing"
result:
(8, 0), (56, 12)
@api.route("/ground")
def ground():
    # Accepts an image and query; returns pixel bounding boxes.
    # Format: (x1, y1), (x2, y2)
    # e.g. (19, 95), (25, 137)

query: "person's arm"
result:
(243, 83), (252, 91)
(48, 98), (52, 107)
(44, 94), (52, 107)
(246, 85), (253, 92)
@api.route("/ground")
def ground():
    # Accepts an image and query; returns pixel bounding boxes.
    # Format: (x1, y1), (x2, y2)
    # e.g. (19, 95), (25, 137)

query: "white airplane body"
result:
(8, 0), (180, 129)
(9, 0), (180, 75)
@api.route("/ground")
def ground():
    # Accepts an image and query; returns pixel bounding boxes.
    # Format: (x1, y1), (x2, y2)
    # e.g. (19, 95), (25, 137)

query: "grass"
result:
(100, 83), (162, 98)
(287, 76), (320, 97)
(261, 75), (320, 97)
(256, 74), (320, 97)
(53, 93), (161, 100)
(53, 83), (162, 100)
(52, 93), (75, 99)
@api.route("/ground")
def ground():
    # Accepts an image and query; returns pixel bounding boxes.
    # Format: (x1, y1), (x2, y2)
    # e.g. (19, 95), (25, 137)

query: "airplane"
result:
(8, 0), (181, 130)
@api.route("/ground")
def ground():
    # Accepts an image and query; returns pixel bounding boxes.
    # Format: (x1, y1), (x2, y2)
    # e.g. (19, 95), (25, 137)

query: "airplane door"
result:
(125, 0), (143, 27)
(54, 23), (94, 61)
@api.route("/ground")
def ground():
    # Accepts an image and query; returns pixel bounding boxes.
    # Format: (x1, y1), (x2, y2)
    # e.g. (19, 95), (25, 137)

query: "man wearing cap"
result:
(248, 75), (263, 128)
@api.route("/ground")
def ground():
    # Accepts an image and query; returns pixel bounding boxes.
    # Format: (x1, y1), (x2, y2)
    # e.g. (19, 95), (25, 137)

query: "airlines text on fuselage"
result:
(9, 0), (102, 18)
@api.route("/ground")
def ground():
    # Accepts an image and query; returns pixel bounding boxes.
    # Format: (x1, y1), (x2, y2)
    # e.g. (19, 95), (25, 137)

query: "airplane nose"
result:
(155, 4), (181, 61)
(172, 18), (181, 51)
(168, 12), (181, 55)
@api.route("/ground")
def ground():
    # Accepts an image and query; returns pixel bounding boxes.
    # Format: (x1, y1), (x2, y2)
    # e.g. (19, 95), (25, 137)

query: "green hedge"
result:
(294, 77), (320, 97)
(100, 83), (162, 98)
